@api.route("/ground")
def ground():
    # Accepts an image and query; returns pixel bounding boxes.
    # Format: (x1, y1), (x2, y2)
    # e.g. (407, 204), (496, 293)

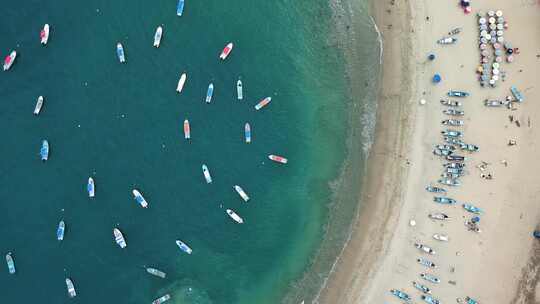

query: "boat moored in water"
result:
(202, 164), (212, 183)
(226, 209), (244, 224)
(205, 83), (214, 103)
(244, 123), (251, 143)
(34, 96), (44, 115)
(40, 24), (50, 45)
(254, 97), (271, 110)
(116, 43), (125, 63)
(40, 140), (49, 161)
(88, 177), (95, 198)
(153, 294), (171, 304)
(176, 0), (184, 16)
(66, 278), (77, 298)
(234, 185), (250, 202)
(268, 154), (287, 164)
(6, 253), (15, 274)
(219, 42), (233, 60)
(176, 240), (192, 254)
(146, 267), (167, 279)
(176, 73), (187, 93)
(153, 26), (163, 47)
(132, 189), (148, 208)
(3, 51), (17, 71)
(237, 79), (243, 100)
(57, 220), (65, 241)
(114, 228), (127, 248)
(184, 119), (190, 139)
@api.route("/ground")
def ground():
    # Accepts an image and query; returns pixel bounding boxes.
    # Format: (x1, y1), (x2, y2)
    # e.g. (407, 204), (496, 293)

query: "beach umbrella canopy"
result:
(432, 74), (441, 83)
(428, 53), (436, 61)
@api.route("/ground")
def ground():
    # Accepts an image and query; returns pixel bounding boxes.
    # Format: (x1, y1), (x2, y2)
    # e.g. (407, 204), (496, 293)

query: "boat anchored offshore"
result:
(57, 220), (65, 241)
(132, 189), (148, 208)
(205, 83), (214, 103)
(146, 267), (167, 279)
(176, 73), (187, 93)
(244, 123), (251, 143)
(6, 253), (15, 274)
(40, 140), (49, 161)
(34, 96), (44, 115)
(219, 42), (233, 60)
(176, 0), (184, 16)
(268, 154), (287, 164)
(184, 119), (190, 139)
(116, 43), (125, 63)
(153, 294), (171, 304)
(153, 26), (163, 47)
(226, 209), (244, 224)
(202, 164), (212, 183)
(40, 24), (50, 45)
(254, 97), (271, 110)
(234, 185), (250, 202)
(3, 50), (16, 71)
(88, 177), (95, 198)
(176, 240), (192, 254)
(114, 228), (127, 248)
(66, 278), (77, 298)
(237, 79), (243, 100)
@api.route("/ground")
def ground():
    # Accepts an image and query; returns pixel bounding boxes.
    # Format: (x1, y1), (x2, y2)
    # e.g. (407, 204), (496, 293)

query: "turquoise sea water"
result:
(0, 1), (379, 303)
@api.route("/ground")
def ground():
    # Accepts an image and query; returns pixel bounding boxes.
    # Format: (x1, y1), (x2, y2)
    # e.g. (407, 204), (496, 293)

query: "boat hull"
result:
(88, 178), (95, 198)
(219, 43), (233, 60)
(255, 97), (271, 110)
(184, 120), (190, 139)
(176, 73), (187, 92)
(245, 123), (251, 143)
(176, 240), (192, 254)
(114, 228), (127, 248)
(237, 80), (243, 100)
(57, 221), (65, 241)
(268, 154), (287, 164)
(177, 0), (184, 16)
(116, 43), (125, 63)
(40, 24), (50, 45)
(34, 96), (44, 115)
(205, 84), (214, 103)
(3, 51), (16, 71)
(153, 26), (163, 47)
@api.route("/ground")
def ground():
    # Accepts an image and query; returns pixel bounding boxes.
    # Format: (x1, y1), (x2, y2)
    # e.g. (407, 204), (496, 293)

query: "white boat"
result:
(132, 189), (148, 208)
(66, 278), (77, 298)
(57, 220), (65, 241)
(114, 228), (127, 248)
(205, 83), (214, 103)
(153, 294), (171, 304)
(202, 164), (212, 183)
(116, 43), (125, 63)
(87, 177), (95, 198)
(40, 140), (49, 161)
(153, 26), (163, 48)
(237, 79), (243, 100)
(244, 123), (251, 143)
(234, 185), (250, 202)
(433, 234), (449, 242)
(184, 119), (190, 140)
(34, 96), (44, 115)
(176, 73), (187, 93)
(6, 253), (15, 274)
(219, 42), (233, 60)
(3, 51), (16, 71)
(226, 209), (244, 224)
(268, 154), (287, 164)
(40, 24), (50, 45)
(176, 240), (192, 254)
(146, 267), (167, 279)
(254, 97), (271, 110)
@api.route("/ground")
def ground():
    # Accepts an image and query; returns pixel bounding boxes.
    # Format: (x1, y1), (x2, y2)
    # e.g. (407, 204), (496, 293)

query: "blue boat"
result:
(463, 204), (483, 214)
(244, 123), (251, 143)
(5, 253), (15, 274)
(176, 240), (192, 254)
(116, 43), (125, 63)
(205, 83), (214, 103)
(511, 86), (524, 102)
(40, 140), (49, 161)
(57, 220), (65, 241)
(447, 90), (469, 97)
(176, 0), (184, 16)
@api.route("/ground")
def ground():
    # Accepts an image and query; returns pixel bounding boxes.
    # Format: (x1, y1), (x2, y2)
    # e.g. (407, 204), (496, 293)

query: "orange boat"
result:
(183, 119), (190, 139)
(268, 154), (287, 164)
(254, 97), (271, 110)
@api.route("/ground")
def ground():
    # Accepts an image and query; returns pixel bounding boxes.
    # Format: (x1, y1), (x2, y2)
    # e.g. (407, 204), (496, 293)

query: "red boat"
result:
(3, 51), (16, 71)
(183, 119), (190, 140)
(219, 42), (233, 60)
(268, 154), (288, 164)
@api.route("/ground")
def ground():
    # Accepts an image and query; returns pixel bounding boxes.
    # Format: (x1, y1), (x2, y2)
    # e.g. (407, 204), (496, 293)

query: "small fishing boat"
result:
(146, 267), (167, 279)
(244, 123), (251, 143)
(413, 281), (431, 294)
(463, 204), (483, 214)
(433, 233), (449, 242)
(3, 50), (16, 71)
(237, 79), (243, 100)
(176, 73), (187, 93)
(428, 212), (450, 220)
(40, 24), (50, 45)
(416, 257), (436, 268)
(420, 273), (440, 284)
(34, 96), (44, 115)
(433, 196), (456, 205)
(254, 97), (271, 110)
(175, 240), (192, 254)
(176, 0), (184, 16)
(153, 26), (163, 48)
(390, 289), (411, 302)
(66, 278), (77, 298)
(234, 185), (250, 202)
(421, 295), (441, 304)
(226, 209), (244, 224)
(6, 253), (15, 274)
(219, 42), (233, 60)
(40, 140), (49, 161)
(114, 228), (127, 248)
(447, 90), (469, 97)
(268, 154), (287, 164)
(511, 86), (524, 102)
(116, 43), (125, 63)
(415, 243), (436, 255)
(448, 27), (462, 35)
(57, 220), (65, 241)
(205, 83), (214, 103)
(202, 164), (212, 183)
(183, 119), (190, 139)
(88, 177), (95, 198)
(425, 185), (446, 194)
(437, 36), (457, 44)
(132, 189), (148, 208)
(153, 294), (171, 304)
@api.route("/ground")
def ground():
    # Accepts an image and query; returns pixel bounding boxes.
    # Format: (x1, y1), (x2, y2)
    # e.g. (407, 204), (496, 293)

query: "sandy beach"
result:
(317, 0), (540, 303)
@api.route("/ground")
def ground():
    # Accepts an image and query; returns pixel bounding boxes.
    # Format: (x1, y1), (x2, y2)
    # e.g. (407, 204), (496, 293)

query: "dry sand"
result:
(317, 0), (540, 303)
